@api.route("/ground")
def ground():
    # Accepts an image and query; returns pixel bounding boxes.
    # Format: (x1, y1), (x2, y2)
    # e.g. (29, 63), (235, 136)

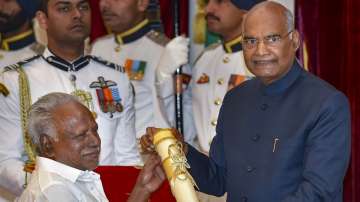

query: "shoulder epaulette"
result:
(192, 43), (221, 66)
(18, 55), (41, 66)
(3, 55), (40, 72)
(146, 30), (170, 47)
(29, 43), (45, 55)
(204, 42), (221, 51)
(89, 56), (125, 73)
(92, 34), (113, 45)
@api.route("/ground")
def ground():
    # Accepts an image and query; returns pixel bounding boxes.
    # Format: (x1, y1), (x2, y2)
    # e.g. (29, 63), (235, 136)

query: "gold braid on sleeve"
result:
(18, 67), (36, 187)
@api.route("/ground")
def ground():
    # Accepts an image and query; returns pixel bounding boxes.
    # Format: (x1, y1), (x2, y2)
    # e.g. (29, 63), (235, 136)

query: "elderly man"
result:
(0, 0), (43, 69)
(143, 1), (351, 201)
(0, 0), (140, 198)
(17, 92), (165, 202)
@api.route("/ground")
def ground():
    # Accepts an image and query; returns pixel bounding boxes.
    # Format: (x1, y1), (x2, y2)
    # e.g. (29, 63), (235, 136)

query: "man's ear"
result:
(39, 134), (55, 158)
(36, 10), (48, 30)
(137, 0), (150, 12)
(291, 30), (300, 51)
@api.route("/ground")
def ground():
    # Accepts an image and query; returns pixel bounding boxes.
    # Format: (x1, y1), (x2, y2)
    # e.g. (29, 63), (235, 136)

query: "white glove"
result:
(156, 36), (189, 83)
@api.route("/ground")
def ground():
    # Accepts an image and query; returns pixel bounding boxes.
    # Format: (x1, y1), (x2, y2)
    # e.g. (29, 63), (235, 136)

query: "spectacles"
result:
(242, 30), (293, 50)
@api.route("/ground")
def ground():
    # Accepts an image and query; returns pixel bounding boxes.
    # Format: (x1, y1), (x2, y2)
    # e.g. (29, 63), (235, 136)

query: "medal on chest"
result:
(69, 74), (97, 118)
(124, 59), (147, 81)
(90, 76), (123, 118)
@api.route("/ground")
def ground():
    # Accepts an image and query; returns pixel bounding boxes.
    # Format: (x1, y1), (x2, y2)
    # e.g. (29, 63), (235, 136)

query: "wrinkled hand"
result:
(156, 36), (189, 82)
(140, 127), (187, 154)
(137, 154), (165, 193)
(127, 154), (166, 202)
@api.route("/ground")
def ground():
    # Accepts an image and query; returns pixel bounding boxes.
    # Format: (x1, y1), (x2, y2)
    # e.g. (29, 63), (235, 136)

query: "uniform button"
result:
(246, 166), (254, 172)
(214, 98), (222, 106)
(217, 78), (224, 85)
(260, 103), (268, 111)
(241, 196), (248, 202)
(252, 134), (260, 141)
(211, 120), (217, 126)
(223, 56), (230, 63)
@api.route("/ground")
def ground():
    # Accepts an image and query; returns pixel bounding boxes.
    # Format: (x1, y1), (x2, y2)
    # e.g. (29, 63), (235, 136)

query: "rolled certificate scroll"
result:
(153, 129), (199, 202)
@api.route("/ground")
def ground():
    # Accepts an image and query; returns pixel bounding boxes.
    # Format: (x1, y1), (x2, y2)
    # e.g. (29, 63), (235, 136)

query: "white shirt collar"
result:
(36, 156), (99, 183)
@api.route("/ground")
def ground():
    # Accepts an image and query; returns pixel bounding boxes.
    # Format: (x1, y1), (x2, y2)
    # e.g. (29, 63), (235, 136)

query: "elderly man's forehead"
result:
(243, 2), (288, 33)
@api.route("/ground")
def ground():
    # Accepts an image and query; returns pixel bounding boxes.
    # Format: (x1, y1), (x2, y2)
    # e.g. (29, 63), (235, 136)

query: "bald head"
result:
(243, 1), (293, 35)
(241, 1), (300, 85)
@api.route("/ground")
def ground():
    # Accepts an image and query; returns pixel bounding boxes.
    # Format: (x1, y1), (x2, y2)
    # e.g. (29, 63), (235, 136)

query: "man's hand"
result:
(127, 154), (165, 202)
(140, 127), (188, 154)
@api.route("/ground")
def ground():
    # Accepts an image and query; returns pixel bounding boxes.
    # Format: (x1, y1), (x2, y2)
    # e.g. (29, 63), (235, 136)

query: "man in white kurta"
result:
(17, 157), (108, 202)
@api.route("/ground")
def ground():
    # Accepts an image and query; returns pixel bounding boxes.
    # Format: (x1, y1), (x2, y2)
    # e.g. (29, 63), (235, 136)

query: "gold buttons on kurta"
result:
(223, 56), (230, 63)
(214, 98), (222, 106)
(217, 78), (224, 85)
(211, 119), (217, 126)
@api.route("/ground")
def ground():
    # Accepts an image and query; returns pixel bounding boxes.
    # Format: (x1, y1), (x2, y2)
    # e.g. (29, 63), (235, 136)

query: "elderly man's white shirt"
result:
(0, 48), (140, 196)
(16, 157), (108, 202)
(190, 42), (252, 152)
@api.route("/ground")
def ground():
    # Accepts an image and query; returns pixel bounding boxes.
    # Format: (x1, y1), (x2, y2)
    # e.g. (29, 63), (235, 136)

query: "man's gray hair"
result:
(27, 92), (80, 148)
(284, 8), (294, 33)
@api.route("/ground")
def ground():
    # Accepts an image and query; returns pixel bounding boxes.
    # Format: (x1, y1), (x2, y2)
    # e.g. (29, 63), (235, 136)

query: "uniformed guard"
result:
(91, 0), (196, 144)
(0, 0), (44, 69)
(0, 0), (140, 199)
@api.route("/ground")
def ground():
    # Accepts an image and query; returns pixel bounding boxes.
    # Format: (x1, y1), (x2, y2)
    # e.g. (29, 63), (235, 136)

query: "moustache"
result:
(205, 14), (220, 22)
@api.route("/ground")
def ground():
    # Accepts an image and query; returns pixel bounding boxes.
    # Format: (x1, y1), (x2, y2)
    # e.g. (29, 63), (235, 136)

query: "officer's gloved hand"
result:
(156, 36), (189, 83)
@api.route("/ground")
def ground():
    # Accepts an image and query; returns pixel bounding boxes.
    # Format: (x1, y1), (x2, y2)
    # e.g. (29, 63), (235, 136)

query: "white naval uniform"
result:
(91, 19), (196, 143)
(16, 157), (108, 202)
(0, 48), (140, 197)
(0, 30), (42, 71)
(190, 38), (253, 153)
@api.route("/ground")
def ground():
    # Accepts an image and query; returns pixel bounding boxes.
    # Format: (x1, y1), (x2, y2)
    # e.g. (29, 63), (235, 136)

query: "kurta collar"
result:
(0, 29), (35, 51)
(115, 18), (151, 45)
(42, 48), (90, 72)
(222, 35), (243, 53)
(37, 157), (83, 183)
(260, 60), (303, 96)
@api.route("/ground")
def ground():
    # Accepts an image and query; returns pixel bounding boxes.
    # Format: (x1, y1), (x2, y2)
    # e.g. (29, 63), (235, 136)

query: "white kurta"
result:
(0, 48), (140, 197)
(16, 157), (108, 202)
(190, 43), (252, 152)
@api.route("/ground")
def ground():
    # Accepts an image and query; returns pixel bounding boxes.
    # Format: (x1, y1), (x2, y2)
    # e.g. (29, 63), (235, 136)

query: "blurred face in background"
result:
(204, 0), (246, 41)
(99, 0), (149, 33)
(0, 0), (28, 33)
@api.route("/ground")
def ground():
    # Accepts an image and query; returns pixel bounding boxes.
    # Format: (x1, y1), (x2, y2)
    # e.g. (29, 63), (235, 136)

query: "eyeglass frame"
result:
(241, 30), (294, 50)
